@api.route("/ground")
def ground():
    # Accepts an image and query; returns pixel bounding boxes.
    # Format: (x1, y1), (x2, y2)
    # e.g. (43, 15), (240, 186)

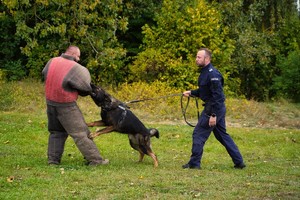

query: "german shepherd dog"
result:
(87, 84), (159, 167)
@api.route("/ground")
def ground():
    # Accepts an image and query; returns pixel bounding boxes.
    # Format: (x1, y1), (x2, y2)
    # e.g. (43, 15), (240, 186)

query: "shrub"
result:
(130, 0), (235, 90)
(273, 50), (300, 102)
(109, 81), (185, 121)
(3, 60), (27, 81)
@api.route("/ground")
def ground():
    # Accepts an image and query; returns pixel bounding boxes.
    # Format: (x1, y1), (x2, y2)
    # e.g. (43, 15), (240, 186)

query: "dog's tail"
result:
(149, 128), (159, 139)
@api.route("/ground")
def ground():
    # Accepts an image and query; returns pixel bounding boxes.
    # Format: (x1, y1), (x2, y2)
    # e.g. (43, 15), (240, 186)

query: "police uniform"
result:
(187, 63), (244, 168)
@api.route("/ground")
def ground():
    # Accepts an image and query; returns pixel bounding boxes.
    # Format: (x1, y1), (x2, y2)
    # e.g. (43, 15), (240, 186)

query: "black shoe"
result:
(182, 163), (200, 169)
(234, 163), (246, 169)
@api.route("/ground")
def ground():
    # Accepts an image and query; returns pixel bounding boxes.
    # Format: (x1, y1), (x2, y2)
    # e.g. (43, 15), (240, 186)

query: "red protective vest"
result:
(45, 57), (78, 103)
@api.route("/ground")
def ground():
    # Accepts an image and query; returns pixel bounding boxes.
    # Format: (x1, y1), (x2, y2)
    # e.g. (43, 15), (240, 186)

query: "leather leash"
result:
(125, 93), (200, 127)
(125, 93), (183, 104)
(180, 95), (200, 127)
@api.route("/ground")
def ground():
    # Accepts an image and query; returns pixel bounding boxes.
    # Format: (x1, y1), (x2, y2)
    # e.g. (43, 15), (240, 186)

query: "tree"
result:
(1, 0), (128, 85)
(0, 3), (26, 81)
(129, 0), (236, 90)
(213, 0), (300, 100)
(272, 50), (300, 102)
(116, 0), (162, 57)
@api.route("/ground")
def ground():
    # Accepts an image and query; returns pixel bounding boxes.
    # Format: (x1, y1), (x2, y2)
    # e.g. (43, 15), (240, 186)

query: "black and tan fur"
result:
(87, 84), (159, 167)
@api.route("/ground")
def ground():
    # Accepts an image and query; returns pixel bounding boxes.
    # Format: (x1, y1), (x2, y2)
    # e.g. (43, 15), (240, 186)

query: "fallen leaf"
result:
(7, 176), (14, 183)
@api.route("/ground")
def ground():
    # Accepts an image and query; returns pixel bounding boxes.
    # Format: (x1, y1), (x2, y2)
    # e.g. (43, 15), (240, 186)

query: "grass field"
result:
(1, 112), (299, 199)
(0, 80), (299, 199)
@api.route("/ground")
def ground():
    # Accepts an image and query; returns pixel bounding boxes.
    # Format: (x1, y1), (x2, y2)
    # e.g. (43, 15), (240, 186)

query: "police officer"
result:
(182, 48), (245, 169)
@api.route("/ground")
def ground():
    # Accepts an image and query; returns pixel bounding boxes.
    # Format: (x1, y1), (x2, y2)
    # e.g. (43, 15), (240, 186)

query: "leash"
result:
(125, 93), (183, 104)
(125, 93), (200, 127)
(180, 95), (200, 127)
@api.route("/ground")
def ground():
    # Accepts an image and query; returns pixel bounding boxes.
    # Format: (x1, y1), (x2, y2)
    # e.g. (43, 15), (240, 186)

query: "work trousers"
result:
(188, 107), (244, 167)
(46, 103), (103, 164)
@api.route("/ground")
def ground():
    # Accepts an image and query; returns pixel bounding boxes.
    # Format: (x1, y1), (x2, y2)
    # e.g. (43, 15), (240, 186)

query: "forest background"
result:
(0, 0), (299, 102)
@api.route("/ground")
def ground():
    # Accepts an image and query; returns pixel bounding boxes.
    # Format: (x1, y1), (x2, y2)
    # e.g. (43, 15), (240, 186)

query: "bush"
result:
(130, 0), (235, 90)
(108, 81), (185, 121)
(273, 50), (300, 102)
(3, 60), (27, 81)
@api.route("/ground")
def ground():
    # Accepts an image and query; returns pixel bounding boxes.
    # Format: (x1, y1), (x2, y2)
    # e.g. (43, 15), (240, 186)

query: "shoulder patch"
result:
(209, 68), (213, 72)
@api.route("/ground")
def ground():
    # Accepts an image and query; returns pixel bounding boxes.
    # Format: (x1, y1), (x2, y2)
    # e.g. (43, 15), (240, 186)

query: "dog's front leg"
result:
(89, 126), (115, 138)
(86, 120), (105, 127)
(138, 152), (145, 162)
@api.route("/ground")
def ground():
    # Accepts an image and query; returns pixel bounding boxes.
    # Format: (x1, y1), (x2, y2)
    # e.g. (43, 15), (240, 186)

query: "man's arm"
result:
(65, 64), (92, 96)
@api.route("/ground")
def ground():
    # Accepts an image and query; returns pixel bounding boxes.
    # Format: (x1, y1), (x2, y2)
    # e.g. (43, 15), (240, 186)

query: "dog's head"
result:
(90, 84), (106, 104)
(149, 128), (159, 139)
(90, 83), (123, 110)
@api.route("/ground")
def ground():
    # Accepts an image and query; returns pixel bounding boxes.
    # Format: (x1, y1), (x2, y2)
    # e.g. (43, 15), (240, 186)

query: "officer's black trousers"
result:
(188, 107), (244, 167)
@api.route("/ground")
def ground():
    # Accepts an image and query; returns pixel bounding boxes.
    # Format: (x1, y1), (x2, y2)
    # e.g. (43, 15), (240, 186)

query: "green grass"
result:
(0, 80), (300, 199)
(0, 111), (299, 199)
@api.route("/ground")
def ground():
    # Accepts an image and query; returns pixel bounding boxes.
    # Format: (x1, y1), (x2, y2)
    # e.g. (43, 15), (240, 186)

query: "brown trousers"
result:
(46, 103), (103, 164)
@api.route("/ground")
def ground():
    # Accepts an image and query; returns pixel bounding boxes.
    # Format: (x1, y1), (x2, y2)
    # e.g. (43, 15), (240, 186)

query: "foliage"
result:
(2, 60), (27, 81)
(1, 0), (128, 85)
(0, 0), (300, 100)
(271, 10), (300, 102)
(0, 4), (25, 81)
(116, 0), (162, 57)
(112, 81), (184, 121)
(234, 27), (276, 101)
(214, 0), (300, 101)
(272, 50), (300, 102)
(274, 12), (300, 55)
(129, 0), (236, 89)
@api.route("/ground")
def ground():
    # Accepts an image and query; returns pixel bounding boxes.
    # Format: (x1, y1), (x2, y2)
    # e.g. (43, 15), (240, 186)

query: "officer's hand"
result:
(183, 91), (191, 97)
(209, 116), (217, 127)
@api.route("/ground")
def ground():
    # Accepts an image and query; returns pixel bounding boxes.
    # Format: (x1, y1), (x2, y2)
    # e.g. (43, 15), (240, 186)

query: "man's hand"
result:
(183, 91), (191, 97)
(209, 116), (217, 127)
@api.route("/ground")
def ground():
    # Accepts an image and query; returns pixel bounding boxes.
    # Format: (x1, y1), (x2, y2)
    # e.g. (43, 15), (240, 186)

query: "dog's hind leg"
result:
(86, 120), (105, 127)
(148, 152), (158, 168)
(89, 126), (115, 138)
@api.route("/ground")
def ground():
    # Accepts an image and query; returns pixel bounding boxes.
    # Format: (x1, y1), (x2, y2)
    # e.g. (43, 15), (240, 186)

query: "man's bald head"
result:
(65, 45), (81, 62)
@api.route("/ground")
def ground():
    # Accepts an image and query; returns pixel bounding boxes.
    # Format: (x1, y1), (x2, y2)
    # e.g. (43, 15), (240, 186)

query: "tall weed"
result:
(0, 80), (45, 112)
(0, 82), (15, 111)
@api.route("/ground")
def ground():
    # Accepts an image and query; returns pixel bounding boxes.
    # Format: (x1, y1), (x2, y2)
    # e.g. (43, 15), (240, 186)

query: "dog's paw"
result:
(86, 122), (94, 127)
(88, 133), (97, 139)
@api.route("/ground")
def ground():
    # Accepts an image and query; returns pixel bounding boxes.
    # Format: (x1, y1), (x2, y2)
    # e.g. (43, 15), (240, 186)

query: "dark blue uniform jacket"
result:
(191, 63), (225, 115)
